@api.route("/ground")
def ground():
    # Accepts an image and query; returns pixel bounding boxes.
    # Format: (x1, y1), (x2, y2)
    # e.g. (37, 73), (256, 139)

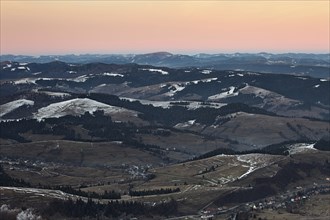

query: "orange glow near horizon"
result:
(1, 1), (329, 55)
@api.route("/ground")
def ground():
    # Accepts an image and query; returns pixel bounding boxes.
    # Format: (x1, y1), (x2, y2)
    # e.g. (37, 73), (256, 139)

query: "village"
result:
(200, 184), (330, 220)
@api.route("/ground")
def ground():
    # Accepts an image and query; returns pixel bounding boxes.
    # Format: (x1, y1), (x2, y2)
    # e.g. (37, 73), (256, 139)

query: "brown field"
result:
(1, 137), (329, 219)
(142, 154), (284, 188)
(199, 112), (329, 149)
(0, 140), (163, 166)
(138, 131), (229, 156)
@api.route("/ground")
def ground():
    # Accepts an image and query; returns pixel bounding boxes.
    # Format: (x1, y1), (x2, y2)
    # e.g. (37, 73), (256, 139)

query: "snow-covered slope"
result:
(141, 68), (169, 75)
(121, 97), (225, 110)
(34, 98), (137, 119)
(0, 99), (34, 117)
(288, 143), (317, 155)
(208, 86), (238, 100)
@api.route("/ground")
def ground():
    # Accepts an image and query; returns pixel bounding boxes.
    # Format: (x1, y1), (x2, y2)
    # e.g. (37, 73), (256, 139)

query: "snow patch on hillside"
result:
(186, 101), (225, 110)
(208, 86), (238, 100)
(2, 63), (12, 69)
(288, 143), (317, 154)
(12, 76), (91, 84)
(0, 99), (34, 117)
(165, 84), (186, 96)
(121, 98), (225, 110)
(191, 78), (218, 84)
(13, 77), (67, 85)
(67, 70), (77, 74)
(71, 75), (89, 82)
(141, 68), (169, 75)
(38, 91), (71, 97)
(34, 98), (136, 119)
(13, 78), (38, 85)
(236, 154), (279, 179)
(102, 72), (124, 77)
(201, 70), (212, 74)
(122, 98), (172, 108)
(96, 84), (107, 88)
(0, 186), (79, 200)
(174, 119), (198, 128)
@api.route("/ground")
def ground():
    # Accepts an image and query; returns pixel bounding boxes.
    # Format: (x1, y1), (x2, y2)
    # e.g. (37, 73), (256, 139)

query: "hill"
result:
(1, 61), (329, 219)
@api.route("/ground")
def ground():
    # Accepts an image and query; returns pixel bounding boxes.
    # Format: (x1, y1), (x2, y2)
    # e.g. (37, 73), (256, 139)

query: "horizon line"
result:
(2, 51), (330, 57)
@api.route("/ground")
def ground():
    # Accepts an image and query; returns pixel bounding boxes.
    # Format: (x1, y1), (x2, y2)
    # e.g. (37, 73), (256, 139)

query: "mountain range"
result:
(1, 61), (329, 148)
(0, 58), (330, 220)
(1, 52), (329, 78)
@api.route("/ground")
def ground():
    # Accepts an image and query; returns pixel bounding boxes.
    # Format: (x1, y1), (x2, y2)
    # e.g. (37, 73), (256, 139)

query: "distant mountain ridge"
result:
(1, 61), (329, 121)
(1, 52), (329, 78)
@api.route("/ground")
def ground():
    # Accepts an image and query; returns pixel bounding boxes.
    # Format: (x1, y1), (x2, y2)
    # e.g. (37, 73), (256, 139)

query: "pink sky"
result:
(1, 1), (329, 55)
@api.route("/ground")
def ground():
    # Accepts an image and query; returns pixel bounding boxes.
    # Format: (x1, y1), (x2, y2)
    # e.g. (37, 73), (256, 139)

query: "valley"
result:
(0, 60), (329, 219)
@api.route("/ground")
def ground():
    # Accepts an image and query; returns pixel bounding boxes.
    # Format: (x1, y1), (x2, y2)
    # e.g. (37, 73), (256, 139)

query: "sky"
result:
(1, 0), (329, 55)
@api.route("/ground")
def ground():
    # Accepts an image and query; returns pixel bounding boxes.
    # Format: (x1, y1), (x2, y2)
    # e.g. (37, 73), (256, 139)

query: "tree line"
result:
(52, 185), (121, 200)
(129, 187), (180, 197)
(0, 166), (121, 200)
(186, 140), (316, 162)
(45, 197), (178, 218)
(0, 165), (31, 187)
